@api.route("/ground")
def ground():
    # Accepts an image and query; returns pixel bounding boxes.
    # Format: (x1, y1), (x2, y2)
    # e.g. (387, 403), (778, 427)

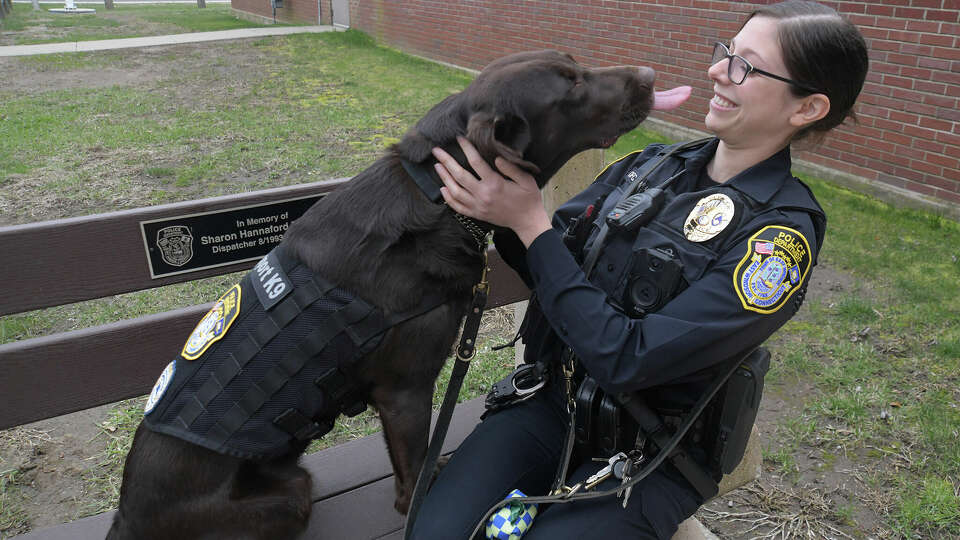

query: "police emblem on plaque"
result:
(182, 284), (242, 360)
(734, 225), (811, 314)
(157, 225), (194, 267)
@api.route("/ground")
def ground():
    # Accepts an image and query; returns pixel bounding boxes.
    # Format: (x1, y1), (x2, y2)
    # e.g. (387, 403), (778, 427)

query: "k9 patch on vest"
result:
(182, 284), (242, 360)
(734, 225), (811, 314)
(251, 250), (293, 310)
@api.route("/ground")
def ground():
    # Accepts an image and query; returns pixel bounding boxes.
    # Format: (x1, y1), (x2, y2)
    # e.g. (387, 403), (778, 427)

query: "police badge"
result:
(157, 225), (194, 267)
(684, 193), (735, 242)
(734, 225), (811, 314)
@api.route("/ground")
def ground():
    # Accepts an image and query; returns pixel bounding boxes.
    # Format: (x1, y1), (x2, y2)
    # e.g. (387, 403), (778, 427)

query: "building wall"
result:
(345, 0), (960, 208)
(232, 0), (325, 25)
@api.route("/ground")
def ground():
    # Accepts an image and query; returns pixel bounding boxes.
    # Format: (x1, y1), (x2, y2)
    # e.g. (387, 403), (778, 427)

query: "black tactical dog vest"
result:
(142, 246), (439, 461)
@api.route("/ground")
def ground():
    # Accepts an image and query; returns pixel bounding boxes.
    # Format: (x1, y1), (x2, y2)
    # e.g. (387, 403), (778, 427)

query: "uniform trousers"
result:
(408, 377), (703, 540)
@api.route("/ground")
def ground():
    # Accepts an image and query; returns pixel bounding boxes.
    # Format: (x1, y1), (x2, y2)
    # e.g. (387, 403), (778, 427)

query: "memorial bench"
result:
(1, 176), (759, 540)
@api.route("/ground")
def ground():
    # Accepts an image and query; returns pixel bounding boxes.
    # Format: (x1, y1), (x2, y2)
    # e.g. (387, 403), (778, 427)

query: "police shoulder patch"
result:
(144, 360), (175, 415)
(733, 225), (811, 314)
(181, 284), (242, 360)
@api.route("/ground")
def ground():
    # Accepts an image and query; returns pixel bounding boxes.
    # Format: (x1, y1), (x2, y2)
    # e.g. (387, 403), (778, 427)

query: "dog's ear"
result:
(466, 111), (541, 174)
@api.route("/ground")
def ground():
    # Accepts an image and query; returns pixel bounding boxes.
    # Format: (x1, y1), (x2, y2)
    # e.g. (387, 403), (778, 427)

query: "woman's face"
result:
(705, 16), (804, 148)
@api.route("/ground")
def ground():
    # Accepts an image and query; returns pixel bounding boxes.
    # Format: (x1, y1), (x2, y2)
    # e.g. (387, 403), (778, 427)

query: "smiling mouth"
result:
(711, 94), (738, 109)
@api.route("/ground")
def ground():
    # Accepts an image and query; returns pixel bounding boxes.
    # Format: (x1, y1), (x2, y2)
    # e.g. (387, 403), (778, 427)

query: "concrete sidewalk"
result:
(0, 25), (338, 57)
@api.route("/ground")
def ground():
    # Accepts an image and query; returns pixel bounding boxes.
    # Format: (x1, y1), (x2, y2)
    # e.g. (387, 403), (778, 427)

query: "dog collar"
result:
(400, 157), (491, 248)
(400, 157), (445, 204)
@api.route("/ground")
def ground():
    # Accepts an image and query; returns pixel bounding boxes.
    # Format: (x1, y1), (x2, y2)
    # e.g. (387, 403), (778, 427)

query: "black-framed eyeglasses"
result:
(711, 42), (819, 94)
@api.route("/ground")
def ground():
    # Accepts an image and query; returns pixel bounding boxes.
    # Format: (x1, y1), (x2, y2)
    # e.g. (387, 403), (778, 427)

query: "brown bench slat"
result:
(0, 179), (347, 317)
(306, 476), (405, 539)
(13, 397), (486, 540)
(13, 511), (113, 540)
(0, 251), (527, 430)
(0, 304), (209, 430)
(305, 397), (484, 502)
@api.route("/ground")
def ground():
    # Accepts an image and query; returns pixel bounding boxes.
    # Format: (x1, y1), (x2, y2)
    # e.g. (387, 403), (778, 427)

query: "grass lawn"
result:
(0, 2), (291, 46)
(1, 29), (958, 538)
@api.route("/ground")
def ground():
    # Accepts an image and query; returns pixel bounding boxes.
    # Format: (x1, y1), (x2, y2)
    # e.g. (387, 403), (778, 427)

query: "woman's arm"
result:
(524, 211), (819, 393)
(433, 137), (816, 394)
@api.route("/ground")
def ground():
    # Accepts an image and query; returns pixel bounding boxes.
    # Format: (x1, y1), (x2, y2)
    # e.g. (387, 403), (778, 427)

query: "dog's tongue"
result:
(653, 86), (692, 111)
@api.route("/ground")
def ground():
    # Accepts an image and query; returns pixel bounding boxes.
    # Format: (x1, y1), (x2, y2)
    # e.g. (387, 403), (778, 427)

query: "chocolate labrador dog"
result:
(108, 50), (687, 539)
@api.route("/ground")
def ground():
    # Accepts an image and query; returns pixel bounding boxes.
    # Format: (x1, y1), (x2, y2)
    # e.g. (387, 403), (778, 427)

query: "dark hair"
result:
(743, 0), (869, 142)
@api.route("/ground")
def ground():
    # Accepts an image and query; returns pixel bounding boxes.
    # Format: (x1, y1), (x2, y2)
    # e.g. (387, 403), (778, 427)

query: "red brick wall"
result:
(342, 0), (959, 207)
(232, 0), (324, 25)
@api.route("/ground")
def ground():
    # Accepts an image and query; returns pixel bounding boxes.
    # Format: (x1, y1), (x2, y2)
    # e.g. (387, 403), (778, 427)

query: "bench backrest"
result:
(0, 178), (529, 430)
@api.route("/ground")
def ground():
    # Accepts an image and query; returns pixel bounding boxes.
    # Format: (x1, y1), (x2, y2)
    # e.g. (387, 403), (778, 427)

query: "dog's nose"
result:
(636, 66), (656, 86)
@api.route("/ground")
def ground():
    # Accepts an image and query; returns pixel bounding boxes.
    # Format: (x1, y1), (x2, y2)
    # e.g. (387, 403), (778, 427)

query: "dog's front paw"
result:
(394, 458), (450, 515)
(394, 492), (411, 515)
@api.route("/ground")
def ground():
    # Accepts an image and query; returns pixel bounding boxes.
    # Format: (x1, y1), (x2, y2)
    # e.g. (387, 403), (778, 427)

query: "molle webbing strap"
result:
(274, 408), (331, 441)
(315, 367), (368, 417)
(205, 298), (377, 450)
(271, 290), (452, 443)
(175, 276), (336, 431)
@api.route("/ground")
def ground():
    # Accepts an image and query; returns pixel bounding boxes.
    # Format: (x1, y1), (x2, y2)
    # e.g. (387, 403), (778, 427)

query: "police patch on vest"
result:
(683, 193), (735, 242)
(734, 225), (811, 314)
(251, 250), (293, 310)
(144, 360), (175, 415)
(182, 284), (242, 360)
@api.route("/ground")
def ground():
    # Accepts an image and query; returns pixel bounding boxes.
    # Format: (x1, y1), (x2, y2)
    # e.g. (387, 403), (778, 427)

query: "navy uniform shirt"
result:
(497, 138), (826, 410)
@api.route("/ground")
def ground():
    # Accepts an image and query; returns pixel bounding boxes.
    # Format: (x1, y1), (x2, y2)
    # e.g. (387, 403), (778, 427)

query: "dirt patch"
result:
(0, 64), (163, 93)
(0, 406), (114, 537)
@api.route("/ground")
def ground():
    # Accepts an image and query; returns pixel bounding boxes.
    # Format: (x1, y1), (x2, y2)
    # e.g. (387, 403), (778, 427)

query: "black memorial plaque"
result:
(140, 194), (325, 279)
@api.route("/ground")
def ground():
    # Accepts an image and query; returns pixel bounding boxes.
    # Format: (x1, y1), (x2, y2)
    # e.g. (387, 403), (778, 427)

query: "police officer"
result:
(413, 2), (869, 538)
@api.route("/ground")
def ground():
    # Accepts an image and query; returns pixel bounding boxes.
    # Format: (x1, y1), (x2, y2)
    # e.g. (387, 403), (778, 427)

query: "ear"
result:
(466, 111), (541, 173)
(789, 93), (830, 129)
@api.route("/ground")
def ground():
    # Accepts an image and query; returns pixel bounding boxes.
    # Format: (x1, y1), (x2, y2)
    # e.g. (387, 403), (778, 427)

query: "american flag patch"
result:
(755, 242), (774, 254)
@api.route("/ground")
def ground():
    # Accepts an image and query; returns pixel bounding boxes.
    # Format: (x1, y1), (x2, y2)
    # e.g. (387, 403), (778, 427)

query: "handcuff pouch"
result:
(573, 377), (602, 458)
(597, 392), (640, 457)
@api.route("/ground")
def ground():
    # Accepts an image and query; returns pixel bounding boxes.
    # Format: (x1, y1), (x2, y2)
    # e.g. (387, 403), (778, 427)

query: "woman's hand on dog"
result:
(433, 137), (552, 247)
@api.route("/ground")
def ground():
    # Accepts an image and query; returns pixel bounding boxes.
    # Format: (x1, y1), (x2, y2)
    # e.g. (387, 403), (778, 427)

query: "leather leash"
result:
(466, 346), (754, 539)
(403, 242), (490, 539)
